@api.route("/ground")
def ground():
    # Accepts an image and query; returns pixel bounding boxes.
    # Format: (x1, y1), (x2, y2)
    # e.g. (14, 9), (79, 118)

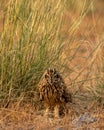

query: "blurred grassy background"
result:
(0, 0), (104, 109)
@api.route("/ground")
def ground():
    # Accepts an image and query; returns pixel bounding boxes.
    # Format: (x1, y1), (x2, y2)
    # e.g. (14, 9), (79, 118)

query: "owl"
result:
(38, 68), (72, 118)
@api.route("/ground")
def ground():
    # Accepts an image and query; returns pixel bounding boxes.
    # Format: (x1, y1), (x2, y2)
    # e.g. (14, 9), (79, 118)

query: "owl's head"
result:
(44, 68), (61, 85)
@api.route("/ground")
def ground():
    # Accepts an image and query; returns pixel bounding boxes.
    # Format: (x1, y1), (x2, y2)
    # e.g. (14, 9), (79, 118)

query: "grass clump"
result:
(0, 0), (103, 110)
(0, 0), (65, 107)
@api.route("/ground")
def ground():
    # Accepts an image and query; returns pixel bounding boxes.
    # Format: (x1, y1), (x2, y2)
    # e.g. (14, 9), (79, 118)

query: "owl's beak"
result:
(49, 81), (53, 86)
(49, 78), (53, 86)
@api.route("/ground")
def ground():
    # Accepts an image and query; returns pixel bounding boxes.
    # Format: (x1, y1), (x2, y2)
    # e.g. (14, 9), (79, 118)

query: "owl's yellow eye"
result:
(54, 74), (59, 78)
(45, 74), (49, 78)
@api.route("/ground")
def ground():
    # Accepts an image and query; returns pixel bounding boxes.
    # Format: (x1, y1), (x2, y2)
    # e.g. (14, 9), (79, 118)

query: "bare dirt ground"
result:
(0, 104), (104, 130)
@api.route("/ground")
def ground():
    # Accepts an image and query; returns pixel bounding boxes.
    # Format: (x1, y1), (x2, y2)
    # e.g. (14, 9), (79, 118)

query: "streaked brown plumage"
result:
(38, 68), (72, 117)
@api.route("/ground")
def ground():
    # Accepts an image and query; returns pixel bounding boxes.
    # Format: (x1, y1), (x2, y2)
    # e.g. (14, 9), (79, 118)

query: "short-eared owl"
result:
(38, 68), (72, 118)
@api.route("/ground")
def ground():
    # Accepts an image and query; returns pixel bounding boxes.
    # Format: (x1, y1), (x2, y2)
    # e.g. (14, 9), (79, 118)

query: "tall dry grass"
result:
(0, 0), (103, 111)
(0, 0), (67, 107)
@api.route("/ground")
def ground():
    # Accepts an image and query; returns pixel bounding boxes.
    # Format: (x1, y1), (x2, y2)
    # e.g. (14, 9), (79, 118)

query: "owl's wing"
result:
(62, 90), (72, 103)
(60, 81), (72, 103)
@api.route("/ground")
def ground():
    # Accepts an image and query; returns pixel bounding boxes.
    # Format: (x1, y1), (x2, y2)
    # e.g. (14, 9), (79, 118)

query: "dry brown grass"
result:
(0, 105), (104, 129)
